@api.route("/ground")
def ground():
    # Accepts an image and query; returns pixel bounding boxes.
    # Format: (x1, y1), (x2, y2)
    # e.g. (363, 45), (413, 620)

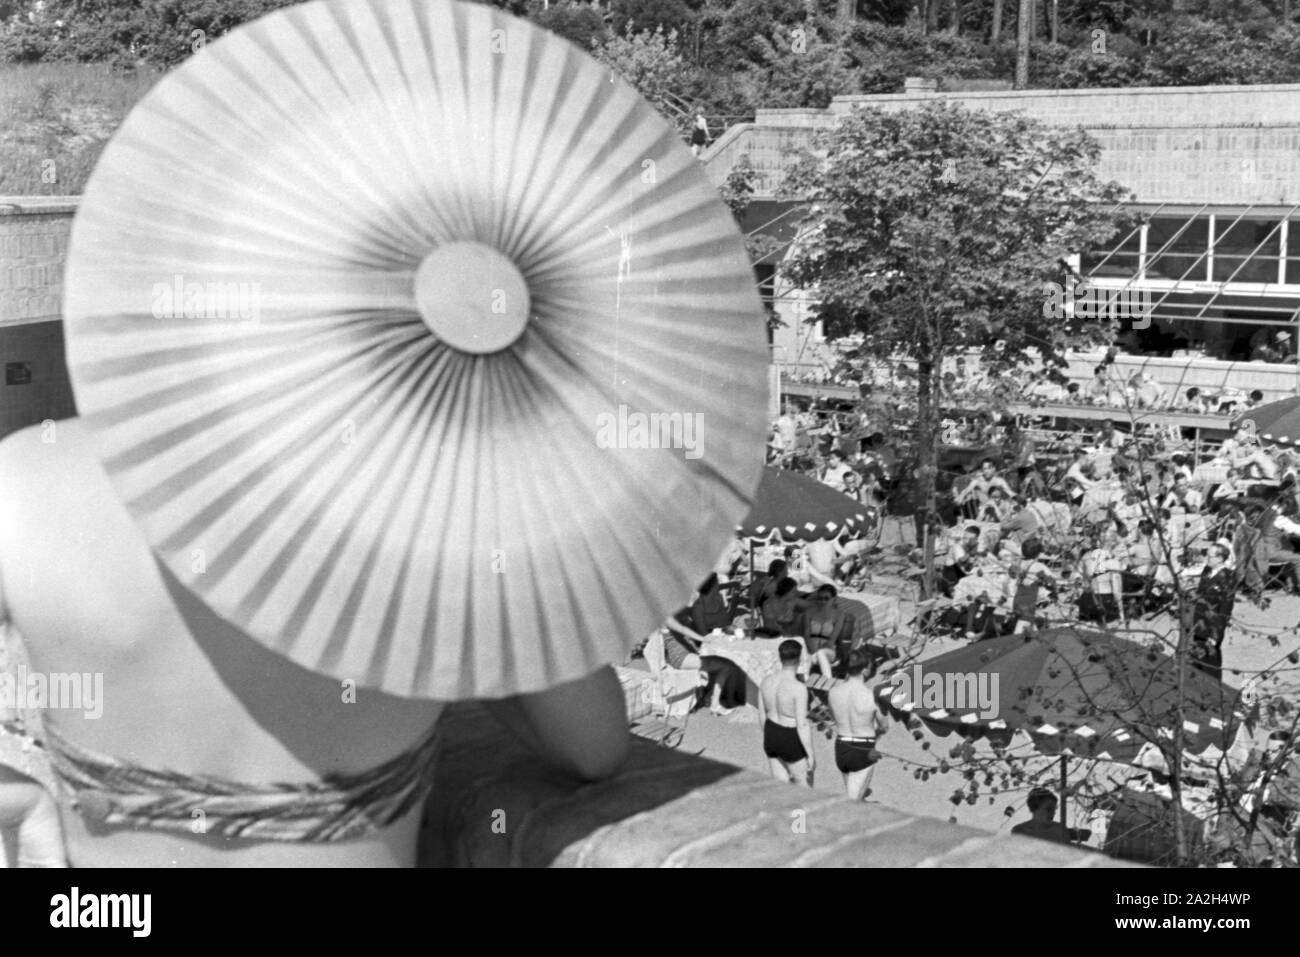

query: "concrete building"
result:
(0, 197), (77, 439)
(703, 83), (1300, 403)
(8, 83), (1300, 438)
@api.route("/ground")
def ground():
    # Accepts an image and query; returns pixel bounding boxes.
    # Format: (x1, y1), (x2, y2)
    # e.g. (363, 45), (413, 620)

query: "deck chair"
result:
(628, 630), (705, 749)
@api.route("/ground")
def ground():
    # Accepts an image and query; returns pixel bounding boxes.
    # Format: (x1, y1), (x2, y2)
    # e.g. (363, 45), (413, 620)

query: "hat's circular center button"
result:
(414, 242), (530, 354)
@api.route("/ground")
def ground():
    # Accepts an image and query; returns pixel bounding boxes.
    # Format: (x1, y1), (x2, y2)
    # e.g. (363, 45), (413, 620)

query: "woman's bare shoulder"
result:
(0, 418), (97, 493)
(0, 417), (93, 469)
(0, 419), (106, 548)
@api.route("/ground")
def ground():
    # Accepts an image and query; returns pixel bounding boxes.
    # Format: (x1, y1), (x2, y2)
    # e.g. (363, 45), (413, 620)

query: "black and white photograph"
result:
(0, 0), (1293, 912)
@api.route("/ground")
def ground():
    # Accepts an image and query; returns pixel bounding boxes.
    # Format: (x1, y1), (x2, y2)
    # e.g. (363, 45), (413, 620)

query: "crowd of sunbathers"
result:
(650, 562), (895, 801)
(785, 345), (1300, 420)
(1021, 363), (1279, 415)
(917, 418), (1300, 678)
(657, 556), (897, 707)
(634, 374), (1300, 807)
(768, 388), (1300, 683)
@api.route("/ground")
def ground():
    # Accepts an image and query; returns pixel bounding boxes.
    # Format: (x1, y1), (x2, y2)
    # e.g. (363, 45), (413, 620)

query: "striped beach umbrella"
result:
(875, 627), (1242, 829)
(876, 627), (1241, 765)
(739, 467), (871, 542)
(60, 0), (769, 699)
(1233, 395), (1300, 449)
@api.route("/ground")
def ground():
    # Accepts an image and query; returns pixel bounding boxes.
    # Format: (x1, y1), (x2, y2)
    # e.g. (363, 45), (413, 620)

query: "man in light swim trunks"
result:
(757, 639), (814, 787)
(0, 420), (630, 867)
(827, 650), (889, 801)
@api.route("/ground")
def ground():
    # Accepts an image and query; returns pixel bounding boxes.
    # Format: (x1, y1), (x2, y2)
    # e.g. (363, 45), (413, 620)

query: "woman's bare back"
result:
(0, 419), (445, 866)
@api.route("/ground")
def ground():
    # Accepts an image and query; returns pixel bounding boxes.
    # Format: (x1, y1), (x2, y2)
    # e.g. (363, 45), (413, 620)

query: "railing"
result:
(417, 702), (1138, 867)
(659, 88), (753, 139)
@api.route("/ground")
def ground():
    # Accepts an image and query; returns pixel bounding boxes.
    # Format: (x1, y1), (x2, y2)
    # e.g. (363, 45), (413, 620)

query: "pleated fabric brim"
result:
(62, 0), (770, 699)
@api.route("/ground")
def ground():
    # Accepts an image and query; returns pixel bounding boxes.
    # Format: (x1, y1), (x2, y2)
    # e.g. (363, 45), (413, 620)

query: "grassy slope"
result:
(0, 62), (156, 196)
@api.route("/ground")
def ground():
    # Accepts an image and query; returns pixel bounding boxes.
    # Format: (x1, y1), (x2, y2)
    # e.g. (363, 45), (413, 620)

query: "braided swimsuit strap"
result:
(43, 723), (443, 844)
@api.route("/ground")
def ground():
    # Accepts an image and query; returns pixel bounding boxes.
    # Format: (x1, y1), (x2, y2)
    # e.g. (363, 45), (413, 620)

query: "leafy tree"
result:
(1, 0), (145, 65)
(0, 0), (63, 62)
(608, 0), (696, 36)
(859, 0), (914, 25)
(719, 154), (788, 336)
(467, 0), (533, 15)
(847, 19), (996, 92)
(1177, 0), (1277, 37)
(719, 154), (786, 266)
(11, 0), (1300, 91)
(747, 23), (857, 108)
(1031, 26), (1144, 88)
(782, 103), (1130, 594)
(592, 23), (694, 128)
(1259, 27), (1300, 83)
(1139, 16), (1276, 85)
(0, 0), (299, 66)
(708, 0), (808, 70)
(140, 0), (301, 67)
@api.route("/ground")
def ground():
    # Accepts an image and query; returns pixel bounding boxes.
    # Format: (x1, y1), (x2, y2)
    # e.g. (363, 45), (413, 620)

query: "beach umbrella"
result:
(875, 626), (1243, 826)
(1104, 786), (1207, 865)
(877, 626), (1240, 761)
(739, 467), (871, 542)
(1233, 396), (1300, 448)
(60, 0), (769, 699)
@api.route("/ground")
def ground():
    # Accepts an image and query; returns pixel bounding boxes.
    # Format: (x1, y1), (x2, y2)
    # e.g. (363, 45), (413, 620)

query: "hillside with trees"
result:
(5, 0), (1300, 195)
(5, 1), (1300, 107)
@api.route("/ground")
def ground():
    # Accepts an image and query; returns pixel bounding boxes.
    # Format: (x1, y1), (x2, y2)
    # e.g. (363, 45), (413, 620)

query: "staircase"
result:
(657, 88), (753, 142)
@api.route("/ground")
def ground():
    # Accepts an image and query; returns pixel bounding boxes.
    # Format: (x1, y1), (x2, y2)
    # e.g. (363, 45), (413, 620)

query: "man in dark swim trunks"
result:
(827, 651), (889, 801)
(757, 640), (814, 786)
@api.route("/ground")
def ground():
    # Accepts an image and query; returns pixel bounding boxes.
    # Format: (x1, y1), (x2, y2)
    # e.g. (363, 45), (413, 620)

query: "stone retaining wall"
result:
(709, 84), (1300, 204)
(0, 199), (78, 440)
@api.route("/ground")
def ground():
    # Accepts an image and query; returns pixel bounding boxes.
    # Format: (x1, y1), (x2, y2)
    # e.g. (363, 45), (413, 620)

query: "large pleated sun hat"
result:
(61, 0), (770, 699)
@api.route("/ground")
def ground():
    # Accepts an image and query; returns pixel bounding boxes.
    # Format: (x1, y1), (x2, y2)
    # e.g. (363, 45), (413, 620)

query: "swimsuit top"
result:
(2, 618), (440, 845)
(807, 615), (838, 639)
(42, 719), (441, 844)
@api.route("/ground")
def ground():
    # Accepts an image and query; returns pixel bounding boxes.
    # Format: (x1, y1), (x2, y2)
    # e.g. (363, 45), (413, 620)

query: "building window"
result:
(1076, 209), (1300, 361)
(1145, 215), (1209, 281)
(1081, 225), (1141, 278)
(1287, 220), (1300, 286)
(755, 262), (776, 346)
(1212, 217), (1281, 284)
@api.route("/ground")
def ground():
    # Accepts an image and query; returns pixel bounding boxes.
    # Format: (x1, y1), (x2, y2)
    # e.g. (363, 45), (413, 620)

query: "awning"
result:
(1079, 203), (1300, 330)
(738, 200), (808, 266)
